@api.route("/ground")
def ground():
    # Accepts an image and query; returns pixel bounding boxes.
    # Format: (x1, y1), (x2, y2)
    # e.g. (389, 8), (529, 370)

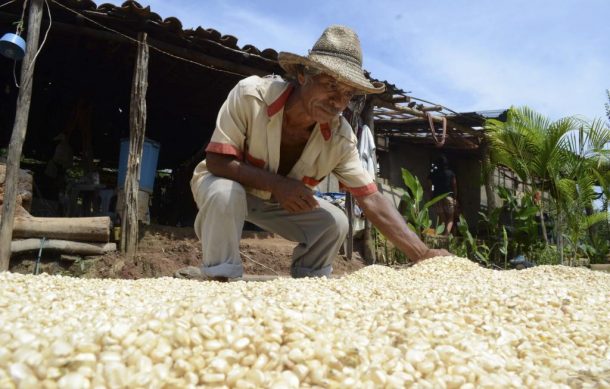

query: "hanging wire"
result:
(27, 0), (52, 71)
(12, 59), (19, 87)
(50, 0), (253, 78)
(0, 0), (18, 9)
(16, 0), (28, 35)
(11, 0), (52, 88)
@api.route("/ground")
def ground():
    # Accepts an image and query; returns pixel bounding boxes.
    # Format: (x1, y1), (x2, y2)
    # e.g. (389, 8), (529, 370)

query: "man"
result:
(182, 25), (449, 281)
(427, 155), (458, 235)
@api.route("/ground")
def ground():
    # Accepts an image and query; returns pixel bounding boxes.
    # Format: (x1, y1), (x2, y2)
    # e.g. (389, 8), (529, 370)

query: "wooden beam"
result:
(419, 105), (443, 112)
(391, 96), (411, 103)
(147, 36), (271, 77)
(121, 32), (149, 258)
(372, 97), (446, 124)
(0, 0), (45, 271)
(0, 11), (274, 77)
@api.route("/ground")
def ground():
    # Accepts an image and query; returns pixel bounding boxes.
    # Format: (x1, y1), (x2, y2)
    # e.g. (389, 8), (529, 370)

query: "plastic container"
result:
(117, 138), (160, 193)
(0, 33), (26, 60)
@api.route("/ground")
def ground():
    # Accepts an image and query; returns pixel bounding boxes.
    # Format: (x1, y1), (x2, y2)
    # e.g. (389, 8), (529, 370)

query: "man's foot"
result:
(173, 266), (236, 282)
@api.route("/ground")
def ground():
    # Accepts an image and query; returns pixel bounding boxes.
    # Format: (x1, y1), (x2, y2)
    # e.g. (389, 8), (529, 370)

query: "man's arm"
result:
(206, 153), (318, 213)
(355, 191), (450, 262)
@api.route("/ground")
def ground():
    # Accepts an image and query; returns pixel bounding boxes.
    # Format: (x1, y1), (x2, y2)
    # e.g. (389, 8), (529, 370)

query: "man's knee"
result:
(196, 176), (246, 209)
(321, 204), (349, 238)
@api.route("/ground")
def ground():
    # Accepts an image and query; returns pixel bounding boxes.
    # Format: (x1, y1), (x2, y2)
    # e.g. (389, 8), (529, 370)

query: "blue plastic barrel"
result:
(117, 138), (160, 193)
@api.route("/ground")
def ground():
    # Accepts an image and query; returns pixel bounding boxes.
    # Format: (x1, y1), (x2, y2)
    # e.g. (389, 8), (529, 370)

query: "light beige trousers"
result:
(193, 174), (348, 278)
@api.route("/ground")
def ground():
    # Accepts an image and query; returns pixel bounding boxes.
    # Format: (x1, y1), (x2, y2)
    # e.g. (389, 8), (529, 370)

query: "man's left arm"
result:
(355, 191), (450, 263)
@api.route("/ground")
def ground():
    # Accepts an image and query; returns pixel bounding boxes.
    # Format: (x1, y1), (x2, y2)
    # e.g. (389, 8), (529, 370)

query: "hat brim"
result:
(278, 52), (385, 95)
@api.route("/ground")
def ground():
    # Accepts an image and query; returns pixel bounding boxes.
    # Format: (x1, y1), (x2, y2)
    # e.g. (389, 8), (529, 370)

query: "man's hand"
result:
(272, 177), (319, 213)
(417, 248), (451, 262)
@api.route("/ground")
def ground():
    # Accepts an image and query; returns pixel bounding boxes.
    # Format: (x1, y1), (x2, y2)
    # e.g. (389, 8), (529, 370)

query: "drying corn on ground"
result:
(1, 256), (609, 388)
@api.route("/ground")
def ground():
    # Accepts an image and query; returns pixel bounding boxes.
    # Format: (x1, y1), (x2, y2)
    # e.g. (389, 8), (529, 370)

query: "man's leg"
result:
(246, 196), (349, 278)
(444, 197), (456, 235)
(193, 174), (246, 278)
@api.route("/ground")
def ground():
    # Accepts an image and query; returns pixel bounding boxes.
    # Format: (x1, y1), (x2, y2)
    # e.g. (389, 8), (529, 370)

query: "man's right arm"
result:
(206, 153), (318, 213)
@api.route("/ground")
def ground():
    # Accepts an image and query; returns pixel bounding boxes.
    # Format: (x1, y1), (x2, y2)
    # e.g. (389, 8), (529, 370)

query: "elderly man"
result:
(182, 25), (449, 281)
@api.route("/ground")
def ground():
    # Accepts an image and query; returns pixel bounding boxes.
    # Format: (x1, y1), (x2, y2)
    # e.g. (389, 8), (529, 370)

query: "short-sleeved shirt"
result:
(191, 75), (377, 201)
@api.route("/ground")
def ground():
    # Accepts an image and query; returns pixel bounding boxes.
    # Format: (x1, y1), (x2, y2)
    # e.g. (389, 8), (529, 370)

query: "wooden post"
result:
(121, 32), (149, 258)
(362, 99), (377, 265)
(0, 0), (45, 271)
(345, 193), (354, 259)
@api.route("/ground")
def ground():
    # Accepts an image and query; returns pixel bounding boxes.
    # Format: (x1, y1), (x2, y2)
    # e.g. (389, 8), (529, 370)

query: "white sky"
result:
(105, 0), (610, 121)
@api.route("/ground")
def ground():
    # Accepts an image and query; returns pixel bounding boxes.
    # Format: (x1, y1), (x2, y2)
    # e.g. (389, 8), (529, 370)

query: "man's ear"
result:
(297, 73), (306, 86)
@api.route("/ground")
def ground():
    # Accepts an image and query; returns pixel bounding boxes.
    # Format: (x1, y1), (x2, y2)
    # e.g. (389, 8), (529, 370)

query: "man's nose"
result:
(329, 92), (350, 108)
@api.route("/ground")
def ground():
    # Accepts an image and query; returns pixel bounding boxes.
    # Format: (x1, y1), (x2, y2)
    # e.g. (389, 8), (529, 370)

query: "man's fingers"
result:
(301, 194), (319, 209)
(292, 197), (313, 213)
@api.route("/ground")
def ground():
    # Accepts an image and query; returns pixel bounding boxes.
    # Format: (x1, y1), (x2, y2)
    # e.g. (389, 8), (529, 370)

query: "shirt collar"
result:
(262, 78), (339, 142)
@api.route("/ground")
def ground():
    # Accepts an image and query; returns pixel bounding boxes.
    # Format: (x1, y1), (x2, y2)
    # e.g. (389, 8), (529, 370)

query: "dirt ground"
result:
(9, 224), (365, 279)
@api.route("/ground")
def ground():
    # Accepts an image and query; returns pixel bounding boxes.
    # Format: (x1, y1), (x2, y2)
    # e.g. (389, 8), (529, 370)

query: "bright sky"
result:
(106, 0), (610, 121)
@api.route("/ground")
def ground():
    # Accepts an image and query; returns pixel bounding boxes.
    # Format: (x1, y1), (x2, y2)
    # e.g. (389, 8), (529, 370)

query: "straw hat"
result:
(278, 25), (385, 95)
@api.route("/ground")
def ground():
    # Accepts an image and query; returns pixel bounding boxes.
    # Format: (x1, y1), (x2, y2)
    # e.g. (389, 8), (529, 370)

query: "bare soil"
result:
(9, 224), (365, 279)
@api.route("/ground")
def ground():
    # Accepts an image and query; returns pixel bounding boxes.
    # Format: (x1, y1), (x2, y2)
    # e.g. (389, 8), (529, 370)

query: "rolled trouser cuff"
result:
(291, 264), (333, 278)
(202, 263), (243, 279)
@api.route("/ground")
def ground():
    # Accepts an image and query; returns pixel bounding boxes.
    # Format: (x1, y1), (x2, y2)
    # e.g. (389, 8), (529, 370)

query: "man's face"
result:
(298, 73), (358, 123)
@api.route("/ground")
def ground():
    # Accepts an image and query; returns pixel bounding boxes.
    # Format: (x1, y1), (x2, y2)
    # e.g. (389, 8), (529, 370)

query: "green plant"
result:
(526, 243), (561, 266)
(447, 215), (494, 267)
(486, 107), (610, 264)
(400, 168), (447, 238)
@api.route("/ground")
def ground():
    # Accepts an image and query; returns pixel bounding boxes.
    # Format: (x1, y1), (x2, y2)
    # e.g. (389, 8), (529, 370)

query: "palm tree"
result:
(485, 107), (610, 264)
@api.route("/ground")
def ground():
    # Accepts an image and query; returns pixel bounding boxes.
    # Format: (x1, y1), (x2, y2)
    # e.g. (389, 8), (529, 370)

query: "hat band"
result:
(308, 49), (361, 67)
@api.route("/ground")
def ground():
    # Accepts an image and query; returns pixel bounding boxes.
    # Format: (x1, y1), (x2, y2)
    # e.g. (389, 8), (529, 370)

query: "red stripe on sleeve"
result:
(246, 153), (265, 168)
(205, 142), (243, 160)
(344, 182), (378, 197)
(302, 176), (321, 187)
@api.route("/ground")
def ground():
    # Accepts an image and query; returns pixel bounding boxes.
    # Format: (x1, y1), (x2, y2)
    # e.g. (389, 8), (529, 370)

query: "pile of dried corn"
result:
(0, 257), (609, 388)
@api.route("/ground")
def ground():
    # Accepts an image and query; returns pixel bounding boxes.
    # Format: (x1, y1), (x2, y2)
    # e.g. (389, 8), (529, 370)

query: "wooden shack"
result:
(0, 0), (503, 266)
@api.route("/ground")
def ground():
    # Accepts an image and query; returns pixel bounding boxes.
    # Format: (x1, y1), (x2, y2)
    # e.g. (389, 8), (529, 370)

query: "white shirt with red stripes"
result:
(191, 75), (377, 201)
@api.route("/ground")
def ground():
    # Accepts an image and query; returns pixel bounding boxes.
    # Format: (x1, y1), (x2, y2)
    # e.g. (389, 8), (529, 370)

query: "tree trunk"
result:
(121, 32), (149, 258)
(538, 199), (549, 245)
(10, 239), (116, 255)
(0, 0), (45, 271)
(557, 211), (564, 265)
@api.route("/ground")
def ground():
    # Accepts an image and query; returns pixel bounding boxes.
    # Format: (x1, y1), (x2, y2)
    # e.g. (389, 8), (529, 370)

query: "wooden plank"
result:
(0, 12), (274, 77)
(0, 0), (45, 271)
(121, 32), (149, 258)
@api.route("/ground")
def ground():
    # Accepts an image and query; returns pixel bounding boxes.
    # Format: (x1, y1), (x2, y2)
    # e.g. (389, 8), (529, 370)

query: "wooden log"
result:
(0, 215), (110, 242)
(10, 239), (116, 255)
(121, 32), (149, 257)
(0, 0), (45, 271)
